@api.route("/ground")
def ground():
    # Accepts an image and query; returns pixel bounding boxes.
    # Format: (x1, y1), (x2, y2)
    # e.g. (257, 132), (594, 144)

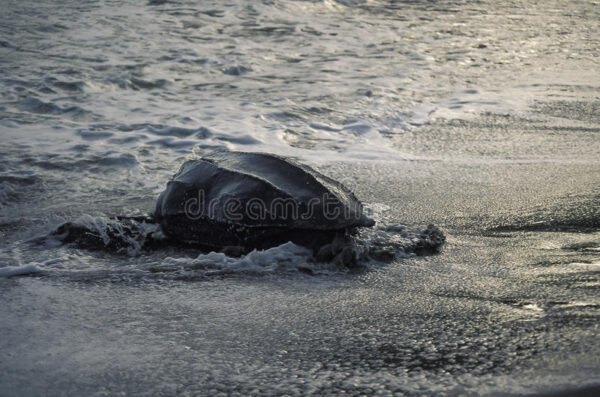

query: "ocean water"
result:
(1, 0), (599, 395)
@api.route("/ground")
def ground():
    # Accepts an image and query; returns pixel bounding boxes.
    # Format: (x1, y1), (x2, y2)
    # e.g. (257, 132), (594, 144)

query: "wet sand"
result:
(2, 109), (599, 395)
(1, 0), (599, 394)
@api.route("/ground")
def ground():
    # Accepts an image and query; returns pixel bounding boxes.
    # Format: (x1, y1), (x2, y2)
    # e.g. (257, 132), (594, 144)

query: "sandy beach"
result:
(1, 0), (599, 394)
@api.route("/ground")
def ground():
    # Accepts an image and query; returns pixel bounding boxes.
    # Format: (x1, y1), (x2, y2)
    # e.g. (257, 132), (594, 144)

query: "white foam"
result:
(0, 263), (41, 277)
(363, 203), (391, 223)
(160, 242), (313, 274)
(0, 250), (73, 277)
(407, 88), (534, 126)
(68, 214), (161, 256)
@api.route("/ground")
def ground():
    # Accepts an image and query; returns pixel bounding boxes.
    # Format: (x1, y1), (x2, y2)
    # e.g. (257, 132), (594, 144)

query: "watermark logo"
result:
(182, 189), (365, 222)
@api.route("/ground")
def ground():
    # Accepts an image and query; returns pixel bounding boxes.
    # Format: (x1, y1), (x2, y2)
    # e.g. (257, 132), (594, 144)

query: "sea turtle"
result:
(154, 151), (374, 252)
(51, 151), (445, 265)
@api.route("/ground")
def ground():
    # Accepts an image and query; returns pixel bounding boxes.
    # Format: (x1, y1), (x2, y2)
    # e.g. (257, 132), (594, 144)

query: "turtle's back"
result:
(154, 151), (374, 247)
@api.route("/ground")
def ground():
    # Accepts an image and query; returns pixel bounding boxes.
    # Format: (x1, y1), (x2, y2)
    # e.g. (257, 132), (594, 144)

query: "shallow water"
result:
(1, 0), (599, 395)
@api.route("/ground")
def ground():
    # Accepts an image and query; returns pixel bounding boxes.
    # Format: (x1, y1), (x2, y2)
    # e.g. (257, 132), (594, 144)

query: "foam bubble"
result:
(53, 215), (162, 256)
(0, 263), (40, 277)
(158, 241), (313, 275)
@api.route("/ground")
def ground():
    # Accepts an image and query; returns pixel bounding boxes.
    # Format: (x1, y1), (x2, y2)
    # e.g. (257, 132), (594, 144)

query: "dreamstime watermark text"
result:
(183, 190), (365, 222)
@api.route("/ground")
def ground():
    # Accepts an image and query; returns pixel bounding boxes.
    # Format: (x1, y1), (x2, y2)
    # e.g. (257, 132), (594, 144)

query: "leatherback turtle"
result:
(51, 151), (445, 264)
(154, 151), (374, 251)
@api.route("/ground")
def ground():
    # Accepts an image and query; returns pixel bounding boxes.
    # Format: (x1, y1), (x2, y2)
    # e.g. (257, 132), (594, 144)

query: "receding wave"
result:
(0, 213), (445, 280)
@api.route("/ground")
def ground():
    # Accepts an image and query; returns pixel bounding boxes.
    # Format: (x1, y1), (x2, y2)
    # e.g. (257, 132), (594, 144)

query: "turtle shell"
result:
(154, 151), (374, 246)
